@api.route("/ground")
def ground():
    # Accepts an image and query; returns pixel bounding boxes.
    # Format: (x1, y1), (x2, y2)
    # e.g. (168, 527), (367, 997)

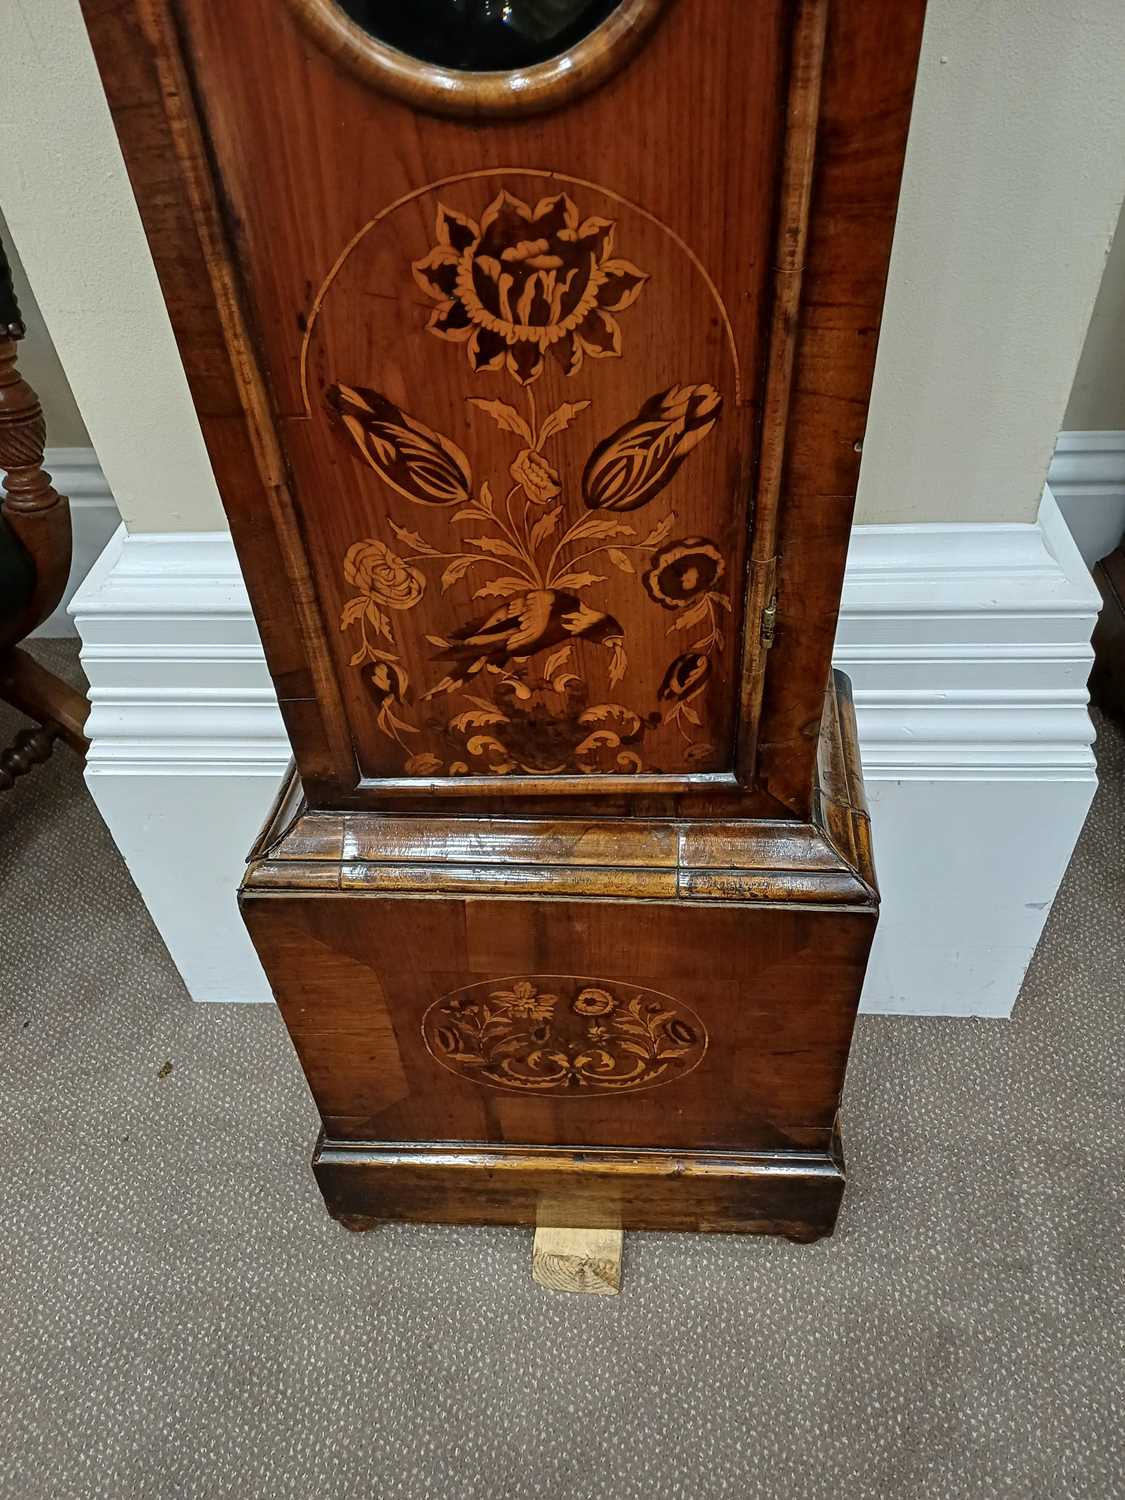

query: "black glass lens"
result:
(337, 0), (624, 71)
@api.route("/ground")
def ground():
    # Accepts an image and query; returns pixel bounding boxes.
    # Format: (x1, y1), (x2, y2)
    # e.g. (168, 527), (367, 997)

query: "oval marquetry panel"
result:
(421, 973), (708, 1095)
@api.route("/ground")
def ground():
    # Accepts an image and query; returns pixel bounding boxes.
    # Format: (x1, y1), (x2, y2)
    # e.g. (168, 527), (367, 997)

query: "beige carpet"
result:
(1, 640), (1122, 1500)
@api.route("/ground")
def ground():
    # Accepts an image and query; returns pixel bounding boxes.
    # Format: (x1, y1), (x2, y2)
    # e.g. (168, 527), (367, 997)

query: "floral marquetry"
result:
(329, 386), (473, 507)
(582, 385), (723, 513)
(413, 191), (649, 387)
(421, 976), (708, 1095)
(92, 0), (921, 1244)
(307, 170), (745, 781)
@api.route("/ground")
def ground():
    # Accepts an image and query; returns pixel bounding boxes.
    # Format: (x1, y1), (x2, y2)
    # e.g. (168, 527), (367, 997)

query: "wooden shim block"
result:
(532, 1226), (624, 1296)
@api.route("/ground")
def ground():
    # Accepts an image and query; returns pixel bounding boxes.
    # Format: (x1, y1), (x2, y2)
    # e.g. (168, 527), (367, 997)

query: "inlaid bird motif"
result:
(433, 589), (623, 674)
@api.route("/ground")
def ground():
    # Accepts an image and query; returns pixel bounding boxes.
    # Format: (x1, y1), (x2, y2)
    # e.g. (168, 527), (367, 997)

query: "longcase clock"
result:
(83, 0), (926, 1240)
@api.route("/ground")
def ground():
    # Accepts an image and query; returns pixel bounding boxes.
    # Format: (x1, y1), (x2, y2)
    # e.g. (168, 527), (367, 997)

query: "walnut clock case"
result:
(83, 0), (926, 1241)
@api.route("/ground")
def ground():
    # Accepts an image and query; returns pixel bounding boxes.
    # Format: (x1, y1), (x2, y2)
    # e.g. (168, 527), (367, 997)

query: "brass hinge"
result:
(761, 595), (778, 648)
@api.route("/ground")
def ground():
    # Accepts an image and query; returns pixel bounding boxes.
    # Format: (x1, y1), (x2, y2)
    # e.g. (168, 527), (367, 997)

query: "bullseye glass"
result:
(335, 0), (625, 72)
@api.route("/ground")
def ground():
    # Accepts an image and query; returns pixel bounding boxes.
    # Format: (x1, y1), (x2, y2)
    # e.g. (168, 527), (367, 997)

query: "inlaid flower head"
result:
(573, 987), (617, 1017)
(510, 447), (561, 506)
(583, 384), (723, 512)
(658, 652), (712, 702)
(329, 384), (472, 508)
(643, 538), (725, 610)
(343, 539), (425, 611)
(412, 191), (649, 386)
(492, 979), (558, 1021)
(368, 657), (411, 708)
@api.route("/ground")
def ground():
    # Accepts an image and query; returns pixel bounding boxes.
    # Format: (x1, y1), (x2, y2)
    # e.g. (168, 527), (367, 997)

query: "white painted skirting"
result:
(1048, 430), (1125, 568)
(837, 490), (1099, 1018)
(71, 488), (1101, 1016)
(27, 434), (1120, 630)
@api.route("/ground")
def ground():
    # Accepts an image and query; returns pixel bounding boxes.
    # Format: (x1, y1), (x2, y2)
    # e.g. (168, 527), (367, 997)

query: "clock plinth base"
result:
(313, 1134), (846, 1242)
(243, 673), (875, 1243)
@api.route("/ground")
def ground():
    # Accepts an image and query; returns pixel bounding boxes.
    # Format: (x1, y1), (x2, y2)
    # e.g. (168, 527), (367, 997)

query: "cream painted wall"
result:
(0, 0), (223, 530)
(2, 0), (1124, 531)
(857, 0), (1125, 524)
(2, 212), (89, 448)
(1064, 198), (1125, 432)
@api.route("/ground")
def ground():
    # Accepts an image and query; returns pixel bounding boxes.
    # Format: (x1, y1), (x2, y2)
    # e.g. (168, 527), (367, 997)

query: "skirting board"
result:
(33, 431), (1116, 623)
(70, 487), (1101, 1017)
(1047, 430), (1125, 568)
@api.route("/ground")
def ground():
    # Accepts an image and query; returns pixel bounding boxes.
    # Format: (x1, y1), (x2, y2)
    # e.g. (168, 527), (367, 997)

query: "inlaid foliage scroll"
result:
(422, 974), (708, 1096)
(300, 171), (749, 780)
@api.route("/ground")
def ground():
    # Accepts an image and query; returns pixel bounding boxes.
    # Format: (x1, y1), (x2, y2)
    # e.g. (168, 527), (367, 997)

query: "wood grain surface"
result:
(313, 1137), (846, 1239)
(283, 0), (673, 119)
(532, 1225), (624, 1295)
(242, 674), (875, 1237)
(81, 2), (923, 1240)
(82, 0), (926, 815)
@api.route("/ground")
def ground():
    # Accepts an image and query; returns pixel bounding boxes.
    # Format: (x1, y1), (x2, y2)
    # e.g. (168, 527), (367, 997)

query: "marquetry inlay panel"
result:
(422, 974), (708, 1095)
(302, 171), (748, 782)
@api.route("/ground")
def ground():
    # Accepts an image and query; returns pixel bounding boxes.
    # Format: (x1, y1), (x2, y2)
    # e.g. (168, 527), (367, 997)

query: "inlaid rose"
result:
(643, 538), (725, 610)
(343, 539), (425, 611)
(412, 191), (649, 386)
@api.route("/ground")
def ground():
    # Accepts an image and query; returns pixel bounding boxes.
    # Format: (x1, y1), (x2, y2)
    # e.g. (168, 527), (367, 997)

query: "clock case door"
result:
(83, 0), (925, 818)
